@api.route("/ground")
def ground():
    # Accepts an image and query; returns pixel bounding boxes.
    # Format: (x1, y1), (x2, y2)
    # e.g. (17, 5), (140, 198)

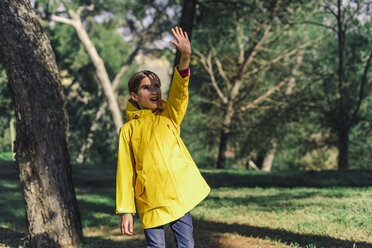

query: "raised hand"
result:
(169, 26), (191, 56)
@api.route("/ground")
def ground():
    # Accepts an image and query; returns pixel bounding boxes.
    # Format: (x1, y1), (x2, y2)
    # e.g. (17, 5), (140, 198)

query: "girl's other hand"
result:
(120, 214), (133, 236)
(169, 26), (191, 56)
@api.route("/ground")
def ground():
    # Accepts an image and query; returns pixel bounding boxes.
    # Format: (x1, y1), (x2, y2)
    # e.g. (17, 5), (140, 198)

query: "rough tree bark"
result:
(0, 1), (84, 247)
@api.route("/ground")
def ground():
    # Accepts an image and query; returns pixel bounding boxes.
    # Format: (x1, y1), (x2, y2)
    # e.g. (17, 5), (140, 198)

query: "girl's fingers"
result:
(169, 40), (180, 50)
(124, 222), (132, 235)
(172, 26), (186, 41)
(178, 26), (184, 38)
(176, 26), (181, 37)
(171, 28), (180, 42)
(184, 31), (189, 41)
(129, 220), (133, 233)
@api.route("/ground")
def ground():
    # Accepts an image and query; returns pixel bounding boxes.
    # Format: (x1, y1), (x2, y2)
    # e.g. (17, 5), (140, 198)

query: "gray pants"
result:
(144, 212), (194, 248)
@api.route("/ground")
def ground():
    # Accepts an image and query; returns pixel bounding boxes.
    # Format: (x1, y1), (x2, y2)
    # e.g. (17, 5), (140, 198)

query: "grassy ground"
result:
(0, 159), (371, 248)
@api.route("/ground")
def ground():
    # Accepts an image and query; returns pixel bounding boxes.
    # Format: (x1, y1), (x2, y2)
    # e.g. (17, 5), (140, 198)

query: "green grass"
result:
(193, 187), (371, 246)
(0, 152), (13, 161)
(0, 160), (371, 247)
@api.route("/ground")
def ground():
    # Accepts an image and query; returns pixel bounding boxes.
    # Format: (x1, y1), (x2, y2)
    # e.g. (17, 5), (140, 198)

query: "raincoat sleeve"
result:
(116, 125), (136, 214)
(164, 66), (190, 127)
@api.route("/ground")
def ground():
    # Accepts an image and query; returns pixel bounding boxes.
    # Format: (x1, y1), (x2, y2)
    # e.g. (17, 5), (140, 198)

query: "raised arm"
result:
(166, 27), (192, 127)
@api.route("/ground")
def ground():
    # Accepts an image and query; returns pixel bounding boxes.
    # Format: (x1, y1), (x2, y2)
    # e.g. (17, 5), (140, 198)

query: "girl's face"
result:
(130, 74), (162, 110)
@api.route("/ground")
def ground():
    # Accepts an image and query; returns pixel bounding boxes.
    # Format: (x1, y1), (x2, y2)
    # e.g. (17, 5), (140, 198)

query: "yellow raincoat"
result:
(116, 67), (210, 229)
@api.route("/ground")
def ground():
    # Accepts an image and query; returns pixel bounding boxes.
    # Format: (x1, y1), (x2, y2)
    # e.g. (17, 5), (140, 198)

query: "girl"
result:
(116, 26), (210, 248)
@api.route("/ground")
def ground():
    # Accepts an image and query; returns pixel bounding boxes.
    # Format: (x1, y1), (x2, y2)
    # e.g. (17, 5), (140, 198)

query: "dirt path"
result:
(82, 223), (293, 248)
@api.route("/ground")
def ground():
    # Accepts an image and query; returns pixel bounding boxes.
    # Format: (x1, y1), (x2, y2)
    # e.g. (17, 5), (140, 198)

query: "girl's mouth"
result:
(150, 98), (158, 102)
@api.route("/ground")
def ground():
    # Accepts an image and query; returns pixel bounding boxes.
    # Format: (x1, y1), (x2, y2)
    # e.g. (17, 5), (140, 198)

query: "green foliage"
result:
(0, 66), (14, 154)
(35, 0), (181, 164)
(43, 4), (140, 163)
(181, 94), (221, 168)
(296, 1), (372, 169)
(181, 0), (372, 170)
(1, 0), (371, 170)
(185, 0), (322, 169)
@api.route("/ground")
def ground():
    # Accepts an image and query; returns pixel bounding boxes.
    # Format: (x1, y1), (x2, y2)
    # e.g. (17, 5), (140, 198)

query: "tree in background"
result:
(305, 0), (372, 170)
(0, 66), (14, 158)
(191, 0), (315, 169)
(33, 0), (181, 163)
(0, 0), (83, 246)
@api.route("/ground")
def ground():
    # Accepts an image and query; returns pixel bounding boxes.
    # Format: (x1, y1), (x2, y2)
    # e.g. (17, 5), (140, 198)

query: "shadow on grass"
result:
(201, 169), (372, 188)
(193, 219), (372, 248)
(83, 236), (147, 248)
(203, 192), (333, 212)
(0, 227), (28, 247)
(2, 221), (370, 248)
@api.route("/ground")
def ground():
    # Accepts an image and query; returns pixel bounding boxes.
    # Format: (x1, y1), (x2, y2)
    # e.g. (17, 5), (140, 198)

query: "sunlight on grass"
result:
(77, 194), (114, 206)
(1, 180), (18, 189)
(192, 187), (372, 244)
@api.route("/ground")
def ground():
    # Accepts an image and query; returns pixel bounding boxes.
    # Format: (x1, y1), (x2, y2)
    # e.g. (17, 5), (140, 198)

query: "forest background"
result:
(0, 0), (371, 172)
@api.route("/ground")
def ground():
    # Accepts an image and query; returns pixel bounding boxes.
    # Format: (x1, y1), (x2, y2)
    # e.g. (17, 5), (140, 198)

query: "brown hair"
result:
(128, 70), (161, 94)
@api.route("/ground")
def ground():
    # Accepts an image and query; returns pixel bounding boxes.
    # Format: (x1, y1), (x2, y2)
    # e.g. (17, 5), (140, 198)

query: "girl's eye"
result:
(155, 84), (160, 88)
(143, 86), (149, 90)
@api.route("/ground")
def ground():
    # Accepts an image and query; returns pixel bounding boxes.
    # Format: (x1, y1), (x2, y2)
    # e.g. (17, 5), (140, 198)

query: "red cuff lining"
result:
(177, 67), (189, 77)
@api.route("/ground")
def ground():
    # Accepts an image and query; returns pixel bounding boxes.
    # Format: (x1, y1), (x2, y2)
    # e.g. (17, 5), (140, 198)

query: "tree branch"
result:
(301, 21), (337, 32)
(240, 23), (272, 77)
(195, 49), (228, 104)
(77, 4), (94, 15)
(241, 50), (305, 112)
(244, 42), (310, 79)
(236, 18), (245, 65)
(55, 4), (123, 133)
(349, 49), (372, 125)
(51, 15), (74, 26)
(215, 56), (232, 94)
(240, 77), (290, 112)
(344, 0), (363, 27)
(322, 1), (338, 18)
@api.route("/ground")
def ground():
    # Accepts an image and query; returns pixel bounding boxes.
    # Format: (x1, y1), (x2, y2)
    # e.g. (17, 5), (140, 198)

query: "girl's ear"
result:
(130, 92), (138, 102)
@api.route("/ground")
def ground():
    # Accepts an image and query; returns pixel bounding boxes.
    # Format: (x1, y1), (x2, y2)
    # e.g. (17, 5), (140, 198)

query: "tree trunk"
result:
(217, 102), (235, 169)
(338, 126), (350, 170)
(217, 128), (228, 169)
(0, 1), (84, 247)
(173, 0), (197, 68)
(261, 140), (277, 172)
